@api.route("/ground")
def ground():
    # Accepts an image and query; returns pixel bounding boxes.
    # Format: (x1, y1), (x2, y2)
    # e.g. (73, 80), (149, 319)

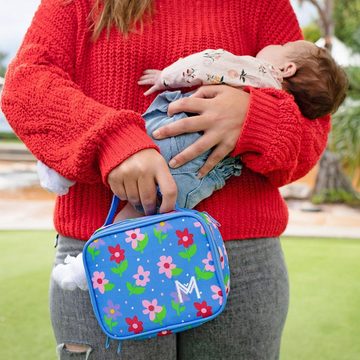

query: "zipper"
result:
(91, 210), (225, 286)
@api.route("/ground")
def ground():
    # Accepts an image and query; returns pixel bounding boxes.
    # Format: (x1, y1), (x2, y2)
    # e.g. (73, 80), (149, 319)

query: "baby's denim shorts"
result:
(139, 90), (242, 210)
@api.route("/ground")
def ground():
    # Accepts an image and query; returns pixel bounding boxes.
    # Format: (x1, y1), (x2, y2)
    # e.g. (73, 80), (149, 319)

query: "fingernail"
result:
(197, 172), (203, 179)
(153, 130), (160, 138)
(169, 159), (177, 168)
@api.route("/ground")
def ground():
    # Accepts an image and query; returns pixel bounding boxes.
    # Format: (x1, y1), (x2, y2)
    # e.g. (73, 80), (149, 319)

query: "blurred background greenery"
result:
(1, 232), (359, 360)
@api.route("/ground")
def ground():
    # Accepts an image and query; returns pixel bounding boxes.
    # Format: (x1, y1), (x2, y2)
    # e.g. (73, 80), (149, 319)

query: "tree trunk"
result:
(313, 150), (359, 202)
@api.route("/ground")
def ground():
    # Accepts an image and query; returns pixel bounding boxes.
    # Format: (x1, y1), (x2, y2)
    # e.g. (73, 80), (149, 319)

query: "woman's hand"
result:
(107, 148), (177, 215)
(152, 85), (250, 178)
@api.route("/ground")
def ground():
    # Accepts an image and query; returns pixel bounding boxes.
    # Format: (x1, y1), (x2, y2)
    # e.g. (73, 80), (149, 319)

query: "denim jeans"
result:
(140, 90), (242, 210)
(50, 234), (289, 359)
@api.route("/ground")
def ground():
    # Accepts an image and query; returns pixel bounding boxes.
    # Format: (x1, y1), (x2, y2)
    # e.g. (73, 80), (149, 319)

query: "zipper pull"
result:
(203, 211), (221, 227)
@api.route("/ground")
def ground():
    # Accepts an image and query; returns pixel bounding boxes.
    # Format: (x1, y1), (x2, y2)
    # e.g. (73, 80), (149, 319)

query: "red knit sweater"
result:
(1, 0), (330, 241)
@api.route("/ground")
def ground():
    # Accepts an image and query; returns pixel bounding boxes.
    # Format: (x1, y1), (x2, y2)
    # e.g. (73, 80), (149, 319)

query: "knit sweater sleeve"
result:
(0, 0), (159, 185)
(230, 0), (331, 187)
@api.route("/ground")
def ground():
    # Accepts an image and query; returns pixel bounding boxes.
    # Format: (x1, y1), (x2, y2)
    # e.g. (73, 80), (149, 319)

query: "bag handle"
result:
(103, 188), (181, 227)
(104, 195), (121, 226)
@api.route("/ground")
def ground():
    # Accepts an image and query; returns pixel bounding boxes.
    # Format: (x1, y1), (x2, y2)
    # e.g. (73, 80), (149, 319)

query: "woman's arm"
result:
(228, 0), (331, 186)
(1, 0), (158, 186)
(152, 0), (330, 186)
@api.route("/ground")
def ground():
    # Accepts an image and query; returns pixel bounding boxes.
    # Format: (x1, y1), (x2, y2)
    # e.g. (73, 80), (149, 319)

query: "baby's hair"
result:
(282, 46), (348, 119)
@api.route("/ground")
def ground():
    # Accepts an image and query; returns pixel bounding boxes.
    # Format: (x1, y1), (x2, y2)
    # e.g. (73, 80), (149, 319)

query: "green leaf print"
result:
(195, 266), (214, 281)
(154, 228), (168, 244)
(111, 259), (128, 277)
(178, 251), (189, 259)
(179, 244), (197, 262)
(153, 305), (167, 325)
(104, 316), (118, 331)
(87, 246), (100, 261)
(134, 233), (149, 253)
(224, 274), (229, 285)
(104, 283), (115, 291)
(171, 299), (186, 316)
(126, 281), (145, 295)
(171, 267), (183, 277)
(188, 244), (197, 257)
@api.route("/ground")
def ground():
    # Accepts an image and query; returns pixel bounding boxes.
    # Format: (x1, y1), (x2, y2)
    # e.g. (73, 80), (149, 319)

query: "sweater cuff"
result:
(98, 112), (160, 186)
(230, 87), (281, 157)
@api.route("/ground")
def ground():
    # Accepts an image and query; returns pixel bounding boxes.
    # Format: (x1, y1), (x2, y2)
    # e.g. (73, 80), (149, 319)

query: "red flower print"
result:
(176, 228), (194, 248)
(157, 330), (173, 337)
(194, 301), (212, 318)
(108, 244), (125, 264)
(125, 316), (143, 334)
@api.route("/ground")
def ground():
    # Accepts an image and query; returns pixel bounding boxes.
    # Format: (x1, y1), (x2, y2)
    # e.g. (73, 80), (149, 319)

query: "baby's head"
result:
(256, 40), (348, 119)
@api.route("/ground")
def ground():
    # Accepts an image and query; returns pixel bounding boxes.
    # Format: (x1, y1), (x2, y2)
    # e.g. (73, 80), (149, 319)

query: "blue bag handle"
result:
(104, 195), (121, 226)
(104, 188), (181, 226)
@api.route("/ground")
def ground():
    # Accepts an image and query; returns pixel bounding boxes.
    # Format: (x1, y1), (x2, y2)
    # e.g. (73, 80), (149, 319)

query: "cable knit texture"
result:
(1, 0), (330, 241)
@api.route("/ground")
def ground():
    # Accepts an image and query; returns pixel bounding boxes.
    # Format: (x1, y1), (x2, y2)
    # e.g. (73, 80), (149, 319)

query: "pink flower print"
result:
(211, 285), (223, 305)
(218, 246), (225, 270)
(125, 228), (145, 249)
(227, 69), (239, 78)
(142, 299), (163, 321)
(133, 266), (150, 287)
(92, 271), (109, 294)
(157, 255), (176, 278)
(202, 251), (215, 272)
(194, 221), (205, 235)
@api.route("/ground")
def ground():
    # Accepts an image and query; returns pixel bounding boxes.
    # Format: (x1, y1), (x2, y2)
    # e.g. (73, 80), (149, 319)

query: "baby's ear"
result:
(280, 62), (297, 78)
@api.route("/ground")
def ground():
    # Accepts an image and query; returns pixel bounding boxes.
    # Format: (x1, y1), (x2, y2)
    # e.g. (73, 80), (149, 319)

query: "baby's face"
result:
(256, 40), (317, 68)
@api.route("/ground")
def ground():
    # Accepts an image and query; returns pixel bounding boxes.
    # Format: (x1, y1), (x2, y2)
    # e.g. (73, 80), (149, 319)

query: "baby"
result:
(50, 40), (348, 290)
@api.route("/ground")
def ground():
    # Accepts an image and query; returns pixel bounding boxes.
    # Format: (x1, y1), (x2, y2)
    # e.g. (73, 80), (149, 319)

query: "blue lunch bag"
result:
(83, 195), (230, 350)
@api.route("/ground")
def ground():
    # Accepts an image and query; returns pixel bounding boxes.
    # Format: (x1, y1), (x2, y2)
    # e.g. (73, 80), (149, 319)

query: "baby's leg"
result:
(114, 202), (144, 222)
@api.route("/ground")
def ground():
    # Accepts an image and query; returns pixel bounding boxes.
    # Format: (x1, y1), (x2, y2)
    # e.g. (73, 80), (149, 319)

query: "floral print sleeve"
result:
(160, 49), (283, 89)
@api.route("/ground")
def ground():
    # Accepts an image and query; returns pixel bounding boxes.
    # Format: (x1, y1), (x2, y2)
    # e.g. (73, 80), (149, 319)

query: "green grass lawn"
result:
(0, 232), (359, 360)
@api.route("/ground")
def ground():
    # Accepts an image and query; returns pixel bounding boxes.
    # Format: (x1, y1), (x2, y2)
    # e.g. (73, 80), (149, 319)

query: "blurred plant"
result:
(345, 66), (360, 99)
(298, 0), (334, 49)
(0, 51), (7, 78)
(329, 98), (360, 188)
(334, 0), (360, 53)
(302, 22), (321, 42)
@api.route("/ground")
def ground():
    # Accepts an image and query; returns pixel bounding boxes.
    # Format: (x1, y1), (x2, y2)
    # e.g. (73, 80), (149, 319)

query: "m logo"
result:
(175, 276), (201, 303)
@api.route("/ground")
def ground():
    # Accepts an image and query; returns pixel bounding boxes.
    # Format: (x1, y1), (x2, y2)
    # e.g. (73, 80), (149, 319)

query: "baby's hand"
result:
(138, 69), (166, 96)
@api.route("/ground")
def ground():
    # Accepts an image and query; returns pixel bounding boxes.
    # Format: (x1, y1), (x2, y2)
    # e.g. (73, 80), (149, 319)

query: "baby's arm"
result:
(139, 49), (282, 95)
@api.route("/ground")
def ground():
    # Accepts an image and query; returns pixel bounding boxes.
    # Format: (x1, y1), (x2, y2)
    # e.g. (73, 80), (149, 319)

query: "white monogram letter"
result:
(174, 276), (201, 303)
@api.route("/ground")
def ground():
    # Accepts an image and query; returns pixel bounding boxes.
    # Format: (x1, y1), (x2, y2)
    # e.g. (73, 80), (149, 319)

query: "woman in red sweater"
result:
(1, 0), (330, 359)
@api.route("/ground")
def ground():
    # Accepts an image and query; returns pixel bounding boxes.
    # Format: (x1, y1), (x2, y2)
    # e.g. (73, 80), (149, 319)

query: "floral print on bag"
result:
(84, 213), (230, 339)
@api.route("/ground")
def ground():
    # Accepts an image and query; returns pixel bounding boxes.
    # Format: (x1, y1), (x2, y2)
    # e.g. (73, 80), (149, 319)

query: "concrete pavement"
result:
(0, 194), (359, 238)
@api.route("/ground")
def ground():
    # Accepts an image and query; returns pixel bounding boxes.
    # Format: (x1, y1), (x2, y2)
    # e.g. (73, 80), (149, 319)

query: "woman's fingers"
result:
(138, 176), (157, 215)
(190, 85), (222, 99)
(110, 180), (127, 201)
(167, 96), (207, 117)
(156, 170), (178, 214)
(152, 115), (207, 139)
(197, 143), (232, 178)
(168, 132), (218, 168)
(124, 177), (141, 208)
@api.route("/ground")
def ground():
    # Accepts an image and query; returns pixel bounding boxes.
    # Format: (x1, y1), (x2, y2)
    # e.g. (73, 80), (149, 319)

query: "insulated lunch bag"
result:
(83, 195), (230, 350)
